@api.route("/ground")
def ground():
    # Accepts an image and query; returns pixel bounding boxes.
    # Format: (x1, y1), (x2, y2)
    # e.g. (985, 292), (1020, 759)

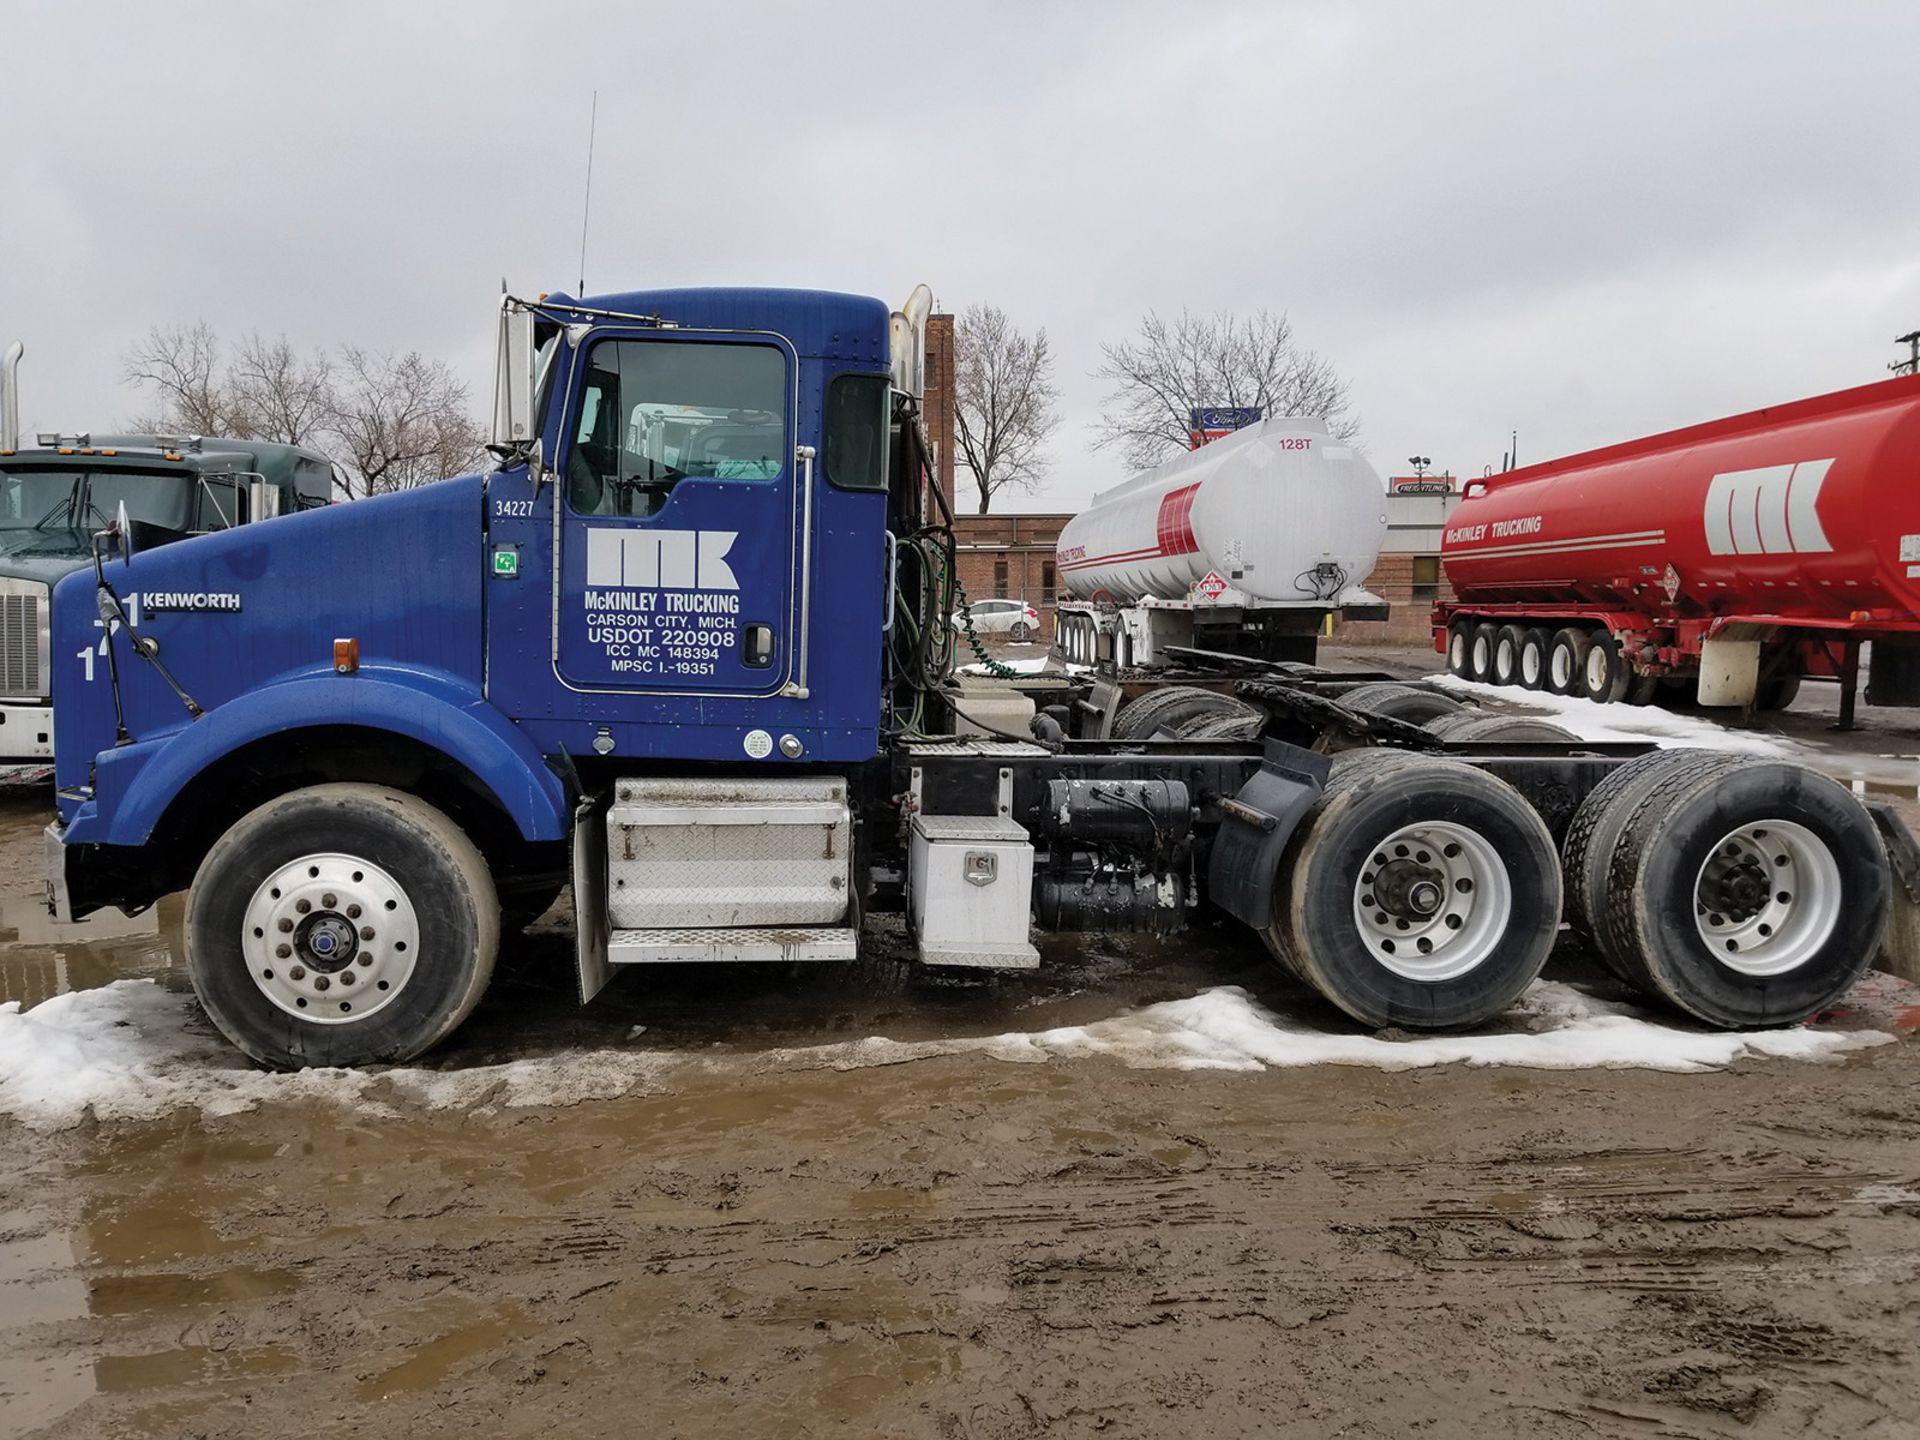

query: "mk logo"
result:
(585, 528), (740, 590)
(1702, 460), (1834, 556)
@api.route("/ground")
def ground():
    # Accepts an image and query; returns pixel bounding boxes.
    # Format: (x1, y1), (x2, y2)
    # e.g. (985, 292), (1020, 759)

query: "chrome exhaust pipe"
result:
(1, 341), (21, 451)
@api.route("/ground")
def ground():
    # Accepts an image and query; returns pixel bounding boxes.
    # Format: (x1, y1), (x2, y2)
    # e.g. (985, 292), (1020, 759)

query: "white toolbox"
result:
(908, 814), (1039, 968)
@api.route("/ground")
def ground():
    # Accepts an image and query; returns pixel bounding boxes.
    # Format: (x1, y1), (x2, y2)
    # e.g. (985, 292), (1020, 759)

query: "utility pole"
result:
(1893, 330), (1920, 378)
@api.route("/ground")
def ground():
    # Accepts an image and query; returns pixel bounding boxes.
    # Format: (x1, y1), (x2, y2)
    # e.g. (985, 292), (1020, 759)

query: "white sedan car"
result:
(952, 598), (1040, 642)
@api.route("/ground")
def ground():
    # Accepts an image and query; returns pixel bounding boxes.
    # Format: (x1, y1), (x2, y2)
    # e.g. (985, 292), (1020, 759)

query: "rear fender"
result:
(88, 666), (570, 847)
(1206, 739), (1330, 928)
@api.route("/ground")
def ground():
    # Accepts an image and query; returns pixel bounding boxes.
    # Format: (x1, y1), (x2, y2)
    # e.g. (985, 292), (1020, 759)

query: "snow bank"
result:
(1431, 675), (1799, 755)
(0, 977), (1895, 1131)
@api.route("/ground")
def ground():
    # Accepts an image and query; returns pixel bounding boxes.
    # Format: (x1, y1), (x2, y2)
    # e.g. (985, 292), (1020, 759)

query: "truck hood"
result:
(0, 526), (99, 586)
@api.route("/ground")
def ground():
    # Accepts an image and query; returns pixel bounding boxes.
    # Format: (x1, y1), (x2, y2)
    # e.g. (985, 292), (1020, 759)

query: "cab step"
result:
(607, 926), (859, 965)
(916, 939), (1041, 969)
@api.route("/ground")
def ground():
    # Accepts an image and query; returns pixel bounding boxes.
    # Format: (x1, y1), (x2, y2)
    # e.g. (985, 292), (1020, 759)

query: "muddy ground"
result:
(4, 645), (1920, 1438)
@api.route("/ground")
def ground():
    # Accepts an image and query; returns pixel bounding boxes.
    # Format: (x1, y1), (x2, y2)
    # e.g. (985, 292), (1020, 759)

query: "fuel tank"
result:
(1055, 418), (1386, 605)
(1443, 374), (1920, 621)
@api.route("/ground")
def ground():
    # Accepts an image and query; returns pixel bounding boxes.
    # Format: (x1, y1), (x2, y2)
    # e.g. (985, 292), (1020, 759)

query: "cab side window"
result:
(566, 339), (787, 518)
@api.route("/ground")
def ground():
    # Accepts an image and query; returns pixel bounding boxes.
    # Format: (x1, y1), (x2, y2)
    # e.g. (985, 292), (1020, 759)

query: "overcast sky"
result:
(5, 2), (1916, 512)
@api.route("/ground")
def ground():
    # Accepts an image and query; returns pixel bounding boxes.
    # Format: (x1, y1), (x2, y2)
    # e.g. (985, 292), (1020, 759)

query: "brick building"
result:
(1330, 478), (1461, 645)
(952, 512), (1073, 618)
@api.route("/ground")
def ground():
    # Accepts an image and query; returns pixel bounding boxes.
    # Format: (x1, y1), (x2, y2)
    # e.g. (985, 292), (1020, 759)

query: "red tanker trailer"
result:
(1434, 373), (1920, 723)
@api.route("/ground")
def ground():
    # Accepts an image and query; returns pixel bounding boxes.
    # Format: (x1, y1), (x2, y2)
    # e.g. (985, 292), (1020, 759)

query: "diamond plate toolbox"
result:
(606, 776), (851, 929)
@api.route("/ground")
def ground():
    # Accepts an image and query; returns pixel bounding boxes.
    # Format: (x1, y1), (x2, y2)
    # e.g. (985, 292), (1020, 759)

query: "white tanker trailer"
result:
(1054, 417), (1388, 669)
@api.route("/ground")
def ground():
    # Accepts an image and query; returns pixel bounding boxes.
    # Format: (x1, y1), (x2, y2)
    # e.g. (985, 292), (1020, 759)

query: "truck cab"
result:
(0, 433), (334, 764)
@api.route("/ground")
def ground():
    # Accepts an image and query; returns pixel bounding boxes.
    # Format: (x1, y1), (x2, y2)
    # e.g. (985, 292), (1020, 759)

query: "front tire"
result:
(186, 783), (501, 1069)
(1264, 751), (1561, 1030)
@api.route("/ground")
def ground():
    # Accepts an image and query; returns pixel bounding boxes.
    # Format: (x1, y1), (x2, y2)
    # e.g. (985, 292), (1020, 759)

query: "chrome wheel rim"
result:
(1693, 820), (1840, 976)
(1353, 822), (1512, 982)
(244, 852), (421, 1024)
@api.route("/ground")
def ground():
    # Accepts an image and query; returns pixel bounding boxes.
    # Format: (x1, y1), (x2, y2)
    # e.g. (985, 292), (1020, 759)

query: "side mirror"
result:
(491, 295), (538, 452)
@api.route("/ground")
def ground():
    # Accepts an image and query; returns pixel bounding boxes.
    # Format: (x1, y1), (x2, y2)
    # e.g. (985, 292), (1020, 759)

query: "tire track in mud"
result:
(7, 1041), (1920, 1439)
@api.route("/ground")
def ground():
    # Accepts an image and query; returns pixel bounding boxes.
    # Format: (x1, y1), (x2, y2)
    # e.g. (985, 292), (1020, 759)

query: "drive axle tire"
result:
(1339, 682), (1465, 725)
(1546, 628), (1591, 697)
(1562, 749), (1743, 984)
(1425, 712), (1579, 743)
(1264, 751), (1561, 1030)
(1112, 686), (1255, 740)
(1591, 758), (1889, 1027)
(1517, 628), (1552, 690)
(1492, 624), (1527, 686)
(1446, 621), (1475, 679)
(1181, 710), (1266, 740)
(185, 783), (501, 1070)
(1469, 623), (1500, 683)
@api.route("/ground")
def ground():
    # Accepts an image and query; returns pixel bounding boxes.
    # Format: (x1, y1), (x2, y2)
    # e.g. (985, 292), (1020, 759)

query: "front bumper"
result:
(45, 819), (73, 922)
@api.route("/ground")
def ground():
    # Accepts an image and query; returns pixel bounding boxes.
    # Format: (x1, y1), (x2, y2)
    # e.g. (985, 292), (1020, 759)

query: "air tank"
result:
(1443, 374), (1920, 620)
(1055, 418), (1387, 606)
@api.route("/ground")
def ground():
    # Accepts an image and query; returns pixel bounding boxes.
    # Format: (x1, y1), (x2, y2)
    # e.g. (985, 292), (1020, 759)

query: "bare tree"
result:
(228, 334), (334, 447)
(1093, 309), (1358, 471)
(124, 326), (483, 498)
(122, 322), (233, 435)
(327, 347), (486, 499)
(951, 304), (1061, 514)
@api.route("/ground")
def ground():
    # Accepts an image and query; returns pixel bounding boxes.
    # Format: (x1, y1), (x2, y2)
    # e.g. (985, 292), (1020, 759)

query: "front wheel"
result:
(185, 783), (501, 1069)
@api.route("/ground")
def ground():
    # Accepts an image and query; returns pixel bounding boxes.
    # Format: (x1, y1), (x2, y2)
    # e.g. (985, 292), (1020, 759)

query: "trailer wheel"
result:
(1594, 759), (1888, 1027)
(1339, 681), (1465, 725)
(185, 783), (501, 1070)
(1492, 625), (1527, 686)
(1546, 628), (1591, 695)
(1446, 622), (1475, 678)
(1579, 628), (1631, 704)
(1264, 751), (1561, 1029)
(1469, 623), (1500, 682)
(1425, 712), (1578, 743)
(1111, 686), (1255, 740)
(1516, 628), (1552, 690)
(1755, 672), (1801, 710)
(1562, 750), (1744, 984)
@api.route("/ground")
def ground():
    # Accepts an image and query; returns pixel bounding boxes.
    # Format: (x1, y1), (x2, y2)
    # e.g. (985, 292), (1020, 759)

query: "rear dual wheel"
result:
(1264, 751), (1561, 1029)
(1562, 751), (1887, 1026)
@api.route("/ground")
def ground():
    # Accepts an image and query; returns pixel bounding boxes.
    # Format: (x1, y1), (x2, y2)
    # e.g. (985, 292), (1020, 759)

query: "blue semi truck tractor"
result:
(44, 285), (1902, 1068)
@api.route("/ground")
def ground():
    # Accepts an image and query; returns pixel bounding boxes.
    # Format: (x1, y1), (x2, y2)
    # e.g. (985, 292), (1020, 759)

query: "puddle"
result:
(0, 890), (184, 1012)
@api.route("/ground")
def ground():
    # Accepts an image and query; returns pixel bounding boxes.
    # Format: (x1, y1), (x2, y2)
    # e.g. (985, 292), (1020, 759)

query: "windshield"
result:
(0, 466), (194, 532)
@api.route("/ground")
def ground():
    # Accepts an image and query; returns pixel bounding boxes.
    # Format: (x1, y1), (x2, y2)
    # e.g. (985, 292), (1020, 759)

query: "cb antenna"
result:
(577, 90), (598, 295)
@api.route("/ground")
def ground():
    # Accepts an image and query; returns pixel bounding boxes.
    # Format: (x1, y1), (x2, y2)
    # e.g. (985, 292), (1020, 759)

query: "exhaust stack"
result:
(1, 342), (20, 451)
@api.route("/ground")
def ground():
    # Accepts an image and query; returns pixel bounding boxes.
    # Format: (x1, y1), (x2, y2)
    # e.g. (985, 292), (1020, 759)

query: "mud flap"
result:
(1865, 798), (1920, 985)
(1206, 739), (1330, 929)
(573, 791), (612, 1002)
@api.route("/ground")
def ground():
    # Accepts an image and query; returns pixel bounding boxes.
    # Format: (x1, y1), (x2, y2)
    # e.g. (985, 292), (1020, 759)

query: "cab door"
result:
(552, 330), (798, 697)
